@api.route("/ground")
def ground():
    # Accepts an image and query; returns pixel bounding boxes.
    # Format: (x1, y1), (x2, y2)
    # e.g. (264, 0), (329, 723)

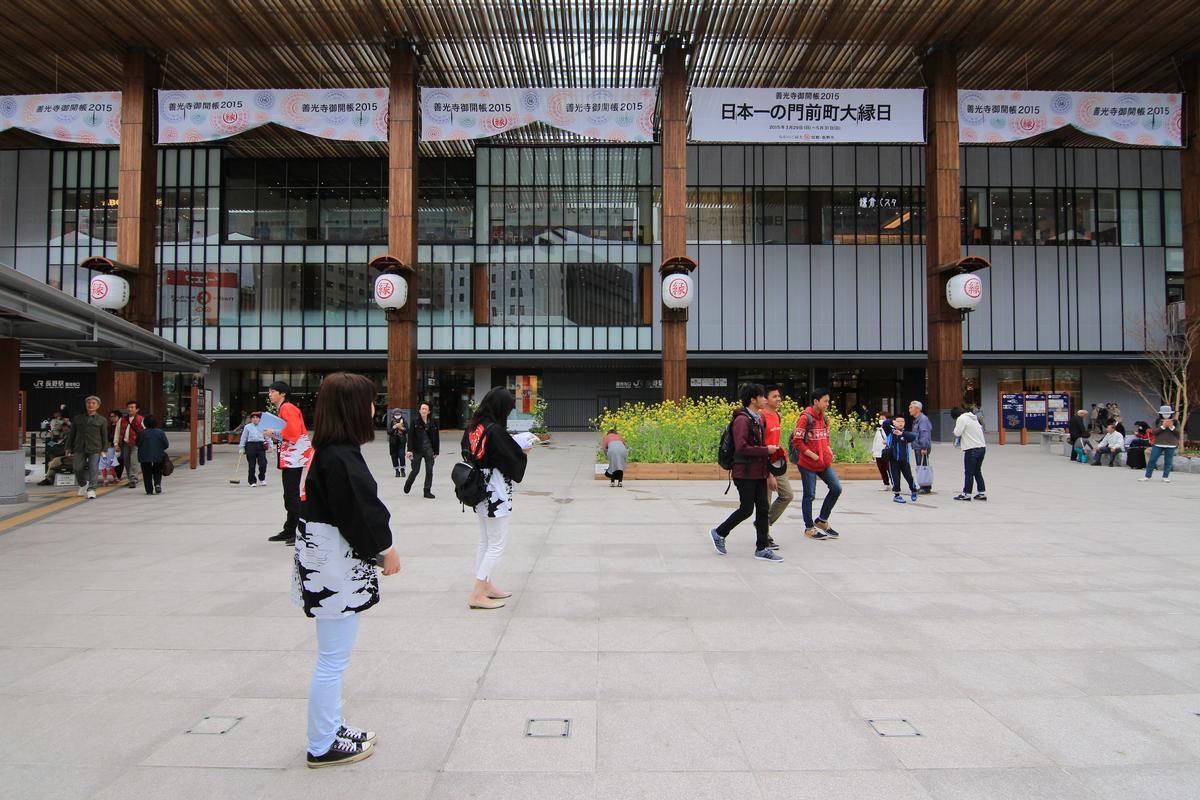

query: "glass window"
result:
(1069, 189), (1096, 244)
(1034, 189), (1057, 244)
(785, 189), (808, 243)
(811, 188), (833, 244)
(721, 188), (748, 243)
(1011, 189), (1033, 244)
(1119, 189), (1141, 246)
(964, 188), (989, 245)
(1053, 368), (1081, 414)
(756, 189), (786, 243)
(1096, 189), (1118, 245)
(831, 188), (855, 244)
(1164, 190), (1182, 247)
(855, 188), (880, 244)
(696, 187), (721, 242)
(1142, 190), (1163, 246)
(877, 187), (901, 244)
(1025, 368), (1052, 393)
(989, 188), (1011, 244)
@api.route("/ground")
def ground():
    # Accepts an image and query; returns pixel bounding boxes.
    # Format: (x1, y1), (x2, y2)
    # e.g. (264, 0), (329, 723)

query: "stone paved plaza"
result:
(1, 433), (1199, 799)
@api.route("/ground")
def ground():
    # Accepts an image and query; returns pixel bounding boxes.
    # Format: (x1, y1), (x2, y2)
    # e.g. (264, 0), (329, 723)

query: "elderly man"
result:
(1068, 408), (1091, 463)
(908, 400), (933, 493)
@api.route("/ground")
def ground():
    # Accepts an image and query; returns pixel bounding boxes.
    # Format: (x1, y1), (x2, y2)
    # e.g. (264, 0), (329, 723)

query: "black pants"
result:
(891, 460), (916, 494)
(140, 461), (162, 494)
(389, 438), (406, 473)
(404, 451), (435, 494)
(281, 467), (303, 536)
(245, 442), (268, 484)
(963, 447), (986, 493)
(716, 477), (770, 551)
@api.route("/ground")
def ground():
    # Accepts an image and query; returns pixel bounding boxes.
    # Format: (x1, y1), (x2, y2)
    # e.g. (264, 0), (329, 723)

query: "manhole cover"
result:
(867, 718), (921, 737)
(186, 716), (243, 735)
(525, 718), (571, 738)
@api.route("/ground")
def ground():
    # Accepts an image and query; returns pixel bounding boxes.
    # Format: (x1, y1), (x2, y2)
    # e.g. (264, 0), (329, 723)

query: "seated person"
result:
(1092, 423), (1126, 466)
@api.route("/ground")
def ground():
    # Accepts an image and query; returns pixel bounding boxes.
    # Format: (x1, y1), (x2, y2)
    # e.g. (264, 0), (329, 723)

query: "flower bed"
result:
(593, 397), (875, 465)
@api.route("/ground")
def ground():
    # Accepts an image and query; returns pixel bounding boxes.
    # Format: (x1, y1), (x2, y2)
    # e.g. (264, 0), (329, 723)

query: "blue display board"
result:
(1024, 392), (1048, 432)
(1047, 392), (1071, 430)
(1002, 393), (1025, 430)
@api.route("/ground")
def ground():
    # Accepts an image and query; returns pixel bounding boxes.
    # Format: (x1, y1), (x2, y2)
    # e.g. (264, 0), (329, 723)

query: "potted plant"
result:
(212, 402), (229, 445)
(530, 398), (550, 442)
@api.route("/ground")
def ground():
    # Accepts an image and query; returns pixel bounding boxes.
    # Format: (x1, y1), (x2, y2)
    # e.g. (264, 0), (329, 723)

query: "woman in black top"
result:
(294, 372), (401, 768)
(404, 401), (440, 498)
(462, 387), (529, 610)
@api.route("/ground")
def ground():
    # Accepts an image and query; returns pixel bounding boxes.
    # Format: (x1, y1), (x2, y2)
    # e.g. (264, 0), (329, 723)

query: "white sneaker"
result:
(86, 489), (96, 499)
(77, 486), (87, 497)
(1137, 477), (1150, 482)
(1163, 477), (1171, 483)
(251, 482), (259, 488)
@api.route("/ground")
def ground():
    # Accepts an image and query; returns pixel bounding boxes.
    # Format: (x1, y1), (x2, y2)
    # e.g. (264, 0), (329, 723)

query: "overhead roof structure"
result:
(0, 267), (211, 373)
(1, 0), (1197, 156)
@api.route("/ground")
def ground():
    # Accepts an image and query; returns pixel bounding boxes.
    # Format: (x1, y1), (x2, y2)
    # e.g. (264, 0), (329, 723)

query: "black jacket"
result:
(1068, 416), (1090, 442)
(408, 415), (440, 456)
(302, 442), (393, 560)
(461, 422), (528, 483)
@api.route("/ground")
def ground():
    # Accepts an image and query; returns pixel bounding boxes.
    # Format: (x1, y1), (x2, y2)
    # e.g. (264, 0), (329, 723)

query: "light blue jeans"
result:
(308, 614), (361, 756)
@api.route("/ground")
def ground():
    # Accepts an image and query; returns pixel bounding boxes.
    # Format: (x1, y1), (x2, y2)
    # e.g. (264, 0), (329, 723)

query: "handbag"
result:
(451, 425), (489, 511)
(914, 452), (933, 489)
(161, 457), (175, 477)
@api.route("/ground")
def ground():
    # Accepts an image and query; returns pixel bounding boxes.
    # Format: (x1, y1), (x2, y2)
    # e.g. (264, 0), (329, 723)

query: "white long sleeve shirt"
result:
(1098, 431), (1125, 450)
(953, 411), (987, 450)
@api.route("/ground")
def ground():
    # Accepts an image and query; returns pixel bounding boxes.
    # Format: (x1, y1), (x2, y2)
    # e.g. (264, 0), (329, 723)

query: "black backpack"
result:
(717, 417), (738, 471)
(451, 426), (489, 511)
(788, 411), (815, 464)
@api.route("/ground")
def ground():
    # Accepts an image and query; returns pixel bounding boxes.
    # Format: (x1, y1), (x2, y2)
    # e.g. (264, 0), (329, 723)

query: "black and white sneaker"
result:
(953, 493), (971, 501)
(306, 736), (373, 768)
(973, 493), (987, 501)
(337, 724), (377, 745)
(710, 528), (727, 555)
(766, 537), (780, 550)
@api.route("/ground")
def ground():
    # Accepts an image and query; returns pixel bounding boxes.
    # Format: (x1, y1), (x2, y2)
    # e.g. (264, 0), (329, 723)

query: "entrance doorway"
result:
(418, 368), (473, 429)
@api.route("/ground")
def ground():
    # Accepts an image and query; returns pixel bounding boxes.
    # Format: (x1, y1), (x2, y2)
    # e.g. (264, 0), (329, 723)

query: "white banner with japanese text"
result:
(421, 87), (657, 141)
(157, 88), (389, 144)
(0, 92), (121, 144)
(690, 88), (925, 143)
(958, 90), (1182, 146)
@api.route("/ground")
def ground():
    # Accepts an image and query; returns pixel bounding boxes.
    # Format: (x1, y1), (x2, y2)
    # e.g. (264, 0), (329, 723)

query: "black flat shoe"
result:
(267, 531), (291, 542)
(423, 492), (436, 499)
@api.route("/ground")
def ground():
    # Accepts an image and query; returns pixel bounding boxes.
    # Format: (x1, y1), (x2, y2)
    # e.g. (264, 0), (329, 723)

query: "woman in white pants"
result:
(461, 387), (529, 609)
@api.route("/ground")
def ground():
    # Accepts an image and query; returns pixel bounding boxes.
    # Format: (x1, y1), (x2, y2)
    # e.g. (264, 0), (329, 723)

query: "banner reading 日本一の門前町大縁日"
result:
(689, 88), (925, 143)
(420, 87), (657, 142)
(958, 90), (1182, 147)
(0, 92), (121, 144)
(156, 88), (389, 144)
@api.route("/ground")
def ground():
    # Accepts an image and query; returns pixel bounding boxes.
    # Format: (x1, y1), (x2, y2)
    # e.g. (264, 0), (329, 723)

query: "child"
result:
(882, 416), (918, 504)
(98, 411), (122, 486)
(870, 412), (891, 491)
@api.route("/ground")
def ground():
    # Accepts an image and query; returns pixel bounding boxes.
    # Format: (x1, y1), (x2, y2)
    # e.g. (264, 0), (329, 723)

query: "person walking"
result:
(404, 402), (440, 499)
(1068, 408), (1092, 463)
(762, 385), (792, 548)
(1139, 405), (1180, 483)
(115, 400), (144, 489)
(294, 372), (400, 768)
(601, 428), (627, 487)
(909, 400), (933, 493)
(871, 411), (892, 491)
(265, 381), (312, 545)
(793, 388), (844, 540)
(239, 411), (270, 487)
(66, 396), (107, 500)
(462, 387), (530, 609)
(387, 410), (407, 478)
(1091, 422), (1126, 467)
(136, 416), (170, 495)
(952, 407), (988, 501)
(883, 416), (919, 503)
(100, 411), (121, 486)
(710, 383), (784, 562)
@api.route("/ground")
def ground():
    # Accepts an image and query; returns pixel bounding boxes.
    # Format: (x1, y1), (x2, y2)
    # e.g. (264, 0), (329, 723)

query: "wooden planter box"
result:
(596, 462), (880, 481)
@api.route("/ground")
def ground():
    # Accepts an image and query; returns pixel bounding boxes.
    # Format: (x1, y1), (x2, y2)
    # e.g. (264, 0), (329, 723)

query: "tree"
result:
(1111, 304), (1199, 427)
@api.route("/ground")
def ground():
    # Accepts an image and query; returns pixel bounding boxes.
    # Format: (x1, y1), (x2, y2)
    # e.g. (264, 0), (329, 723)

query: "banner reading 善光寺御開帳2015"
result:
(0, 92), (121, 143)
(420, 87), (657, 141)
(958, 90), (1182, 147)
(689, 88), (925, 143)
(156, 88), (390, 144)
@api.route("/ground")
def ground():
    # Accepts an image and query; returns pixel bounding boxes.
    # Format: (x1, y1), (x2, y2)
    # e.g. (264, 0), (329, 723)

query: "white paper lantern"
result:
(662, 272), (695, 309)
(946, 272), (984, 311)
(373, 272), (408, 310)
(89, 273), (130, 310)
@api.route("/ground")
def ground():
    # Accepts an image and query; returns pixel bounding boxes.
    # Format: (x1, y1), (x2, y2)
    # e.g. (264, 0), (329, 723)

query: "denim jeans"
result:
(962, 447), (986, 493)
(1144, 445), (1176, 478)
(308, 614), (361, 756)
(799, 467), (842, 528)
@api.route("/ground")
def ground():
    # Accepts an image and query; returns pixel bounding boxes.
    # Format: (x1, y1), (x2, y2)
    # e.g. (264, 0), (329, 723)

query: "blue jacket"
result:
(137, 428), (170, 463)
(912, 413), (933, 453)
(881, 420), (917, 461)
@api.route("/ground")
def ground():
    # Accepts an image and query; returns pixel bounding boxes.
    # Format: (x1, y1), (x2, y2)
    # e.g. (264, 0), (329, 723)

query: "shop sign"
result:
(158, 88), (388, 144)
(421, 87), (656, 142)
(0, 92), (121, 144)
(689, 377), (729, 388)
(1024, 392), (1048, 432)
(164, 270), (239, 325)
(1001, 393), (1025, 431)
(959, 90), (1182, 147)
(690, 88), (925, 143)
(615, 380), (662, 390)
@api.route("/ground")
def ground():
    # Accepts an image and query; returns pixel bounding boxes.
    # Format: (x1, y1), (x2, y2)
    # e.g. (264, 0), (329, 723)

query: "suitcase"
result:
(1125, 446), (1146, 470)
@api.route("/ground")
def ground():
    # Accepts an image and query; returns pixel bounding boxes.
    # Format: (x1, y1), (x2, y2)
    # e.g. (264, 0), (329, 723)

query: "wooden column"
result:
(117, 49), (161, 415)
(95, 360), (116, 412)
(471, 262), (490, 325)
(1183, 61), (1200, 424)
(923, 48), (964, 427)
(387, 42), (419, 411)
(0, 338), (20, 451)
(660, 38), (689, 403)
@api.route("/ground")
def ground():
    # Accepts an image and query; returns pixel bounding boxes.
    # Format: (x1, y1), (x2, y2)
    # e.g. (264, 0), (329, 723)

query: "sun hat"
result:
(1158, 405), (1174, 417)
